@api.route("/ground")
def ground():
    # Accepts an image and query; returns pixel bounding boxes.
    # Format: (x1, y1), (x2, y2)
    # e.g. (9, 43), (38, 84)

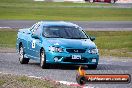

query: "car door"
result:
(28, 23), (42, 60)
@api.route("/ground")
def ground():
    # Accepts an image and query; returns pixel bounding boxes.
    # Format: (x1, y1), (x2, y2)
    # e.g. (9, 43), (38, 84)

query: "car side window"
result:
(30, 23), (37, 32)
(33, 24), (41, 37)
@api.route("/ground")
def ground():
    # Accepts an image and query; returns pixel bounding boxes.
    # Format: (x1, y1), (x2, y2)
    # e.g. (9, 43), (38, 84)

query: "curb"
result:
(28, 75), (94, 88)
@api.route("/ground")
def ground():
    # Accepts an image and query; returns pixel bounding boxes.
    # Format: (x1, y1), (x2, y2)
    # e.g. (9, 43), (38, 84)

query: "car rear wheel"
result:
(40, 49), (48, 69)
(19, 45), (29, 64)
(87, 65), (97, 69)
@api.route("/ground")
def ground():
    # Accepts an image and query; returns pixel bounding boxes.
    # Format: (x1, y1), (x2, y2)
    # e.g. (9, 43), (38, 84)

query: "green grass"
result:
(0, 0), (132, 21)
(0, 29), (132, 57)
(0, 73), (71, 88)
(0, 80), (5, 86)
(87, 31), (132, 57)
(0, 30), (17, 48)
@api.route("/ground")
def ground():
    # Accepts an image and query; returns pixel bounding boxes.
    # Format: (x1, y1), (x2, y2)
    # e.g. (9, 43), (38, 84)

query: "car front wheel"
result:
(19, 45), (29, 64)
(40, 49), (48, 69)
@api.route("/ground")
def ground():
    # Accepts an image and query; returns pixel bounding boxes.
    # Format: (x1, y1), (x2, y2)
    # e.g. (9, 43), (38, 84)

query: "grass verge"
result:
(0, 0), (132, 21)
(0, 29), (17, 48)
(0, 29), (132, 57)
(0, 73), (72, 88)
(87, 31), (132, 57)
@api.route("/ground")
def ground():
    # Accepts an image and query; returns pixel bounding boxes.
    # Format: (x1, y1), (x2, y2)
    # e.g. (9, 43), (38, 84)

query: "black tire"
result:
(76, 75), (86, 85)
(19, 44), (29, 64)
(87, 65), (97, 69)
(40, 49), (48, 69)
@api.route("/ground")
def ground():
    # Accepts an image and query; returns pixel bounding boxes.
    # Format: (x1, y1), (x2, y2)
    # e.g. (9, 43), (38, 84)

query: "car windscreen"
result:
(42, 26), (88, 39)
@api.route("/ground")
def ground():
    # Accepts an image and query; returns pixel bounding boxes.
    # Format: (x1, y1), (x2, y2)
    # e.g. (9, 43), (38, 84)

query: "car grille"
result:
(66, 49), (86, 53)
(63, 57), (88, 63)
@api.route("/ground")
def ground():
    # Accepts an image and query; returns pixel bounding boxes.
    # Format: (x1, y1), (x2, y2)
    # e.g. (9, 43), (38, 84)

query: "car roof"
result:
(40, 21), (79, 27)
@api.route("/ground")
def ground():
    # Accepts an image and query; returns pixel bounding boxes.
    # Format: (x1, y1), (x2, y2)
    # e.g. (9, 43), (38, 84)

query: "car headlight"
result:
(49, 46), (63, 52)
(88, 48), (98, 54)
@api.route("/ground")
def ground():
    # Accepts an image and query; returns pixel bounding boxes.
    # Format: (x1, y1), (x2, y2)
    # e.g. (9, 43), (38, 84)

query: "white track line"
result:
(0, 27), (11, 29)
(58, 81), (94, 88)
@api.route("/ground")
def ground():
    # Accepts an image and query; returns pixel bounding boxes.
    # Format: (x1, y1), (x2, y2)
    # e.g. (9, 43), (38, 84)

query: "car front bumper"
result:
(45, 51), (99, 65)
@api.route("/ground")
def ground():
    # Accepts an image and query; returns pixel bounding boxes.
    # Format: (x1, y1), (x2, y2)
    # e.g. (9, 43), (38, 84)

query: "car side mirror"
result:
(31, 34), (39, 39)
(90, 36), (96, 41)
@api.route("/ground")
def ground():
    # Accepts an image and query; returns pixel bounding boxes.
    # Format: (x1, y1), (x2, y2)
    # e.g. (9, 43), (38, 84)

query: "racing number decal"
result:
(32, 40), (36, 48)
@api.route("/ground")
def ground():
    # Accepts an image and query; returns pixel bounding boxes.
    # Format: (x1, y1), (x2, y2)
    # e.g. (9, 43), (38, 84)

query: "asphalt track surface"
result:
(0, 53), (132, 88)
(0, 20), (132, 31)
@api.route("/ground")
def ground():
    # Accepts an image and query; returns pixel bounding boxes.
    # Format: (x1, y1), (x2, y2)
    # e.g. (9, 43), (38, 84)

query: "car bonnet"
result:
(46, 38), (96, 49)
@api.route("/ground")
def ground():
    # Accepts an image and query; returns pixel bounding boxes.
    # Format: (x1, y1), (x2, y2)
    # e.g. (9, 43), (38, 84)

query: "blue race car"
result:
(16, 21), (99, 69)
